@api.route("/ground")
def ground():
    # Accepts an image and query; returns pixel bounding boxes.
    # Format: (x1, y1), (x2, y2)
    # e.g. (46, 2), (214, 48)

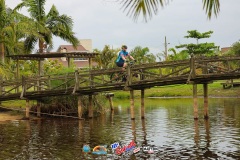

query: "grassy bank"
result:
(1, 100), (28, 109)
(113, 81), (240, 99)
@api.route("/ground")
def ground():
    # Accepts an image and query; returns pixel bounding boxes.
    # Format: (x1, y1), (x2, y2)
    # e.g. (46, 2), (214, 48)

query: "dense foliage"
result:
(176, 30), (218, 56)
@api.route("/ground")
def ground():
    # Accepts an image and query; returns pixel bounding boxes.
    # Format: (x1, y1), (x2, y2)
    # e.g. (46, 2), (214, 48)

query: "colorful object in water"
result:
(92, 145), (107, 155)
(82, 144), (90, 153)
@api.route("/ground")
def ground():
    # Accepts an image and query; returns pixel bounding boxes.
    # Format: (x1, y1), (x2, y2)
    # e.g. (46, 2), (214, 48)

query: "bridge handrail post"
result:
(140, 68), (145, 80)
(159, 68), (162, 77)
(20, 75), (26, 99)
(190, 54), (196, 79)
(125, 63), (132, 87)
(89, 72), (94, 88)
(48, 75), (51, 90)
(202, 55), (208, 74)
(65, 73), (68, 91)
(72, 70), (79, 94)
(37, 75), (40, 92)
(227, 60), (234, 88)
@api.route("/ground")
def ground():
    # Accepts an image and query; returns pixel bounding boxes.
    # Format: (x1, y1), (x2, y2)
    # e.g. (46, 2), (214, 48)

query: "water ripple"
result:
(0, 98), (240, 159)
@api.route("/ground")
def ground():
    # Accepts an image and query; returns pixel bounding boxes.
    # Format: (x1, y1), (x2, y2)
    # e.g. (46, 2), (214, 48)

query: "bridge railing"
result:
(128, 59), (191, 87)
(20, 73), (75, 98)
(1, 55), (240, 100)
(0, 76), (22, 97)
(195, 55), (240, 75)
(72, 67), (125, 94)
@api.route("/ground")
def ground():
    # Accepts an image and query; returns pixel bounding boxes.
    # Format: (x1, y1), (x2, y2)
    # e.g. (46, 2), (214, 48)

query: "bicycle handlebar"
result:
(125, 59), (136, 64)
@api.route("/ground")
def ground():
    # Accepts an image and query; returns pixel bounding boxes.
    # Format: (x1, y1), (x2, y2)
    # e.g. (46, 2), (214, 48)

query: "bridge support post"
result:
(88, 95), (93, 118)
(37, 101), (41, 118)
(203, 83), (209, 119)
(193, 84), (198, 120)
(141, 89), (145, 119)
(106, 93), (114, 111)
(16, 59), (20, 92)
(26, 99), (30, 119)
(37, 59), (43, 118)
(0, 76), (2, 104)
(130, 90), (135, 120)
(78, 96), (83, 119)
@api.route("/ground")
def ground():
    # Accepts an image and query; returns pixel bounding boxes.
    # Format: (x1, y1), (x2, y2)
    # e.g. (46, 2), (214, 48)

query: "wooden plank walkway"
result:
(1, 55), (240, 101)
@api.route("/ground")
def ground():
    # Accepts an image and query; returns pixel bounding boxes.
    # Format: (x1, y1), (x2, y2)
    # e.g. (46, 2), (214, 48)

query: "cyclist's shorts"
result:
(116, 62), (124, 67)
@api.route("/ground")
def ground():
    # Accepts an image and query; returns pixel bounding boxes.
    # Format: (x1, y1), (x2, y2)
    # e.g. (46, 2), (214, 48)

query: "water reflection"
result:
(0, 98), (239, 159)
(194, 120), (199, 148)
(141, 119), (147, 146)
(131, 120), (136, 142)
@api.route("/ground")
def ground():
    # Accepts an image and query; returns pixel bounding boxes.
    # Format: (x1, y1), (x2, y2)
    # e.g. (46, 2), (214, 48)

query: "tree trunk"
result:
(0, 43), (5, 63)
(38, 39), (44, 53)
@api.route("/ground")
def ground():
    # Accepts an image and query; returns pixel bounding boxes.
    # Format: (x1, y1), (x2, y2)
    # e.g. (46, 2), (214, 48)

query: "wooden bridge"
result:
(1, 55), (240, 119)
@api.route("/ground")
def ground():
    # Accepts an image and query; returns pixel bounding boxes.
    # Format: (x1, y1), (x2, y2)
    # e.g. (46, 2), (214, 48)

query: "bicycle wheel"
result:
(110, 72), (121, 83)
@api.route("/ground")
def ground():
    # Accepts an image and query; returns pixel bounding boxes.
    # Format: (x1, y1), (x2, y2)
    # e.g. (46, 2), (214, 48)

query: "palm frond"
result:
(24, 36), (38, 54)
(119, 0), (165, 22)
(28, 0), (46, 21)
(0, 0), (7, 28)
(47, 5), (59, 19)
(203, 0), (220, 19)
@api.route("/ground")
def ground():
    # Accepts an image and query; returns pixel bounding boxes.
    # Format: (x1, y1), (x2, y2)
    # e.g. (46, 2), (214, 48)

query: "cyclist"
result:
(116, 45), (136, 71)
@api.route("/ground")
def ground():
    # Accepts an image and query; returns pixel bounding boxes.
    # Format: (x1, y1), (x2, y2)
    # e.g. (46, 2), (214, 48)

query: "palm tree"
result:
(0, 0), (8, 63)
(93, 45), (117, 69)
(119, 0), (220, 21)
(130, 46), (156, 64)
(5, 11), (42, 56)
(14, 0), (79, 53)
(0, 0), (39, 63)
(167, 48), (189, 61)
(0, 0), (20, 63)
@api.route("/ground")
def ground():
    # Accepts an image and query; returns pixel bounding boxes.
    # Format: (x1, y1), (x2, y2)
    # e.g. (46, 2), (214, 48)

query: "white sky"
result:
(5, 0), (240, 55)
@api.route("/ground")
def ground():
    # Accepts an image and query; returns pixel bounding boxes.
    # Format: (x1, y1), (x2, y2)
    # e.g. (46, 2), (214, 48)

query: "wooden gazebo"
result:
(8, 51), (99, 78)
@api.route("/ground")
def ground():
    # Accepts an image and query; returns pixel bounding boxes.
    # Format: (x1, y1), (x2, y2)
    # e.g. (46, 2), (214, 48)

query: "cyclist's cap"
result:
(122, 45), (127, 49)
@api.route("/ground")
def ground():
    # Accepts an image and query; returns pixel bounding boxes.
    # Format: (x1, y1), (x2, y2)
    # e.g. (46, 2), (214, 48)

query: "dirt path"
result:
(0, 112), (23, 122)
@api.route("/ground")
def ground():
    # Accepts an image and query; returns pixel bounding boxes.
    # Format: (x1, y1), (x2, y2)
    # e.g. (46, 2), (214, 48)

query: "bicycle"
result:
(110, 61), (139, 83)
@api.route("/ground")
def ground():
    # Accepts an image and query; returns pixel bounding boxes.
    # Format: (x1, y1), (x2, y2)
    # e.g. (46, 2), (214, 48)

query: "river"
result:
(0, 98), (239, 159)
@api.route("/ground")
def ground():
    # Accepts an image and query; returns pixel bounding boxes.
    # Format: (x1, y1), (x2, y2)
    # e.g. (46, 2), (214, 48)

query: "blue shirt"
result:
(116, 50), (129, 63)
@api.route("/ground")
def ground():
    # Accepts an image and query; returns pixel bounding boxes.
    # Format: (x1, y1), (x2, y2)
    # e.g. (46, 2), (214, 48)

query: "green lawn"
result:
(1, 81), (239, 109)
(113, 80), (240, 99)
